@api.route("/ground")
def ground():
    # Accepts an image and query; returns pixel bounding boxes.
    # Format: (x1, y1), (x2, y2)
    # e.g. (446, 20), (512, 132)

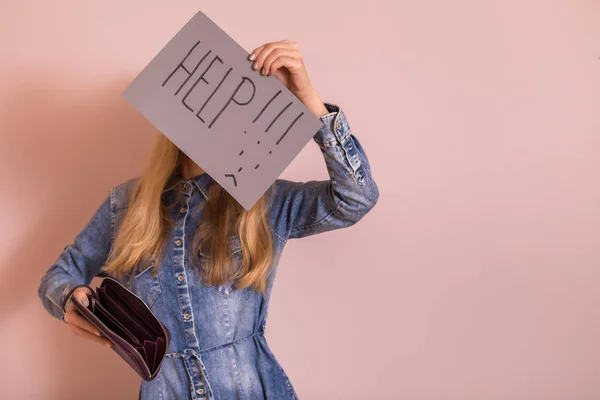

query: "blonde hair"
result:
(99, 133), (274, 295)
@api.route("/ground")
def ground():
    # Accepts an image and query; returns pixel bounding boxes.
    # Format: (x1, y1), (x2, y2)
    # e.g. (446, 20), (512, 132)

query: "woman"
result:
(38, 40), (379, 399)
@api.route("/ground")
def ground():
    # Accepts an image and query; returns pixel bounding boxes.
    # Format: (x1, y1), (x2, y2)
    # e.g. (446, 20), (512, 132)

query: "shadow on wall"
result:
(0, 72), (155, 398)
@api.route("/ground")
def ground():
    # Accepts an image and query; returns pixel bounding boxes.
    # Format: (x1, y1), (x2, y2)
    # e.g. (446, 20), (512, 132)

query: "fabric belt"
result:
(164, 331), (265, 399)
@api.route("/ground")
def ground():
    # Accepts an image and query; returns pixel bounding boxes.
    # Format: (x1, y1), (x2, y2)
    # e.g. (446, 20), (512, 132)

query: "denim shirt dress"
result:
(38, 103), (379, 400)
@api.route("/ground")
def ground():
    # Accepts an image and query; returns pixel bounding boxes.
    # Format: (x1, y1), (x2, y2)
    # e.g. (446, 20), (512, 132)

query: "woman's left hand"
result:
(248, 40), (328, 117)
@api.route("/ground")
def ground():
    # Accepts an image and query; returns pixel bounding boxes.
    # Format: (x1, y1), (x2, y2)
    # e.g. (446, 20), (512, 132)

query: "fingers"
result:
(248, 41), (302, 76)
(65, 287), (91, 311)
(249, 40), (297, 61)
(67, 324), (113, 347)
(64, 288), (102, 338)
(267, 56), (303, 76)
(72, 287), (91, 307)
(64, 291), (113, 347)
(263, 50), (302, 76)
(64, 308), (102, 337)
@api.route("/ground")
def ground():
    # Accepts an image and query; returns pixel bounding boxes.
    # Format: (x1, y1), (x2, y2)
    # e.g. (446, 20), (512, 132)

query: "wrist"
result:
(297, 88), (328, 117)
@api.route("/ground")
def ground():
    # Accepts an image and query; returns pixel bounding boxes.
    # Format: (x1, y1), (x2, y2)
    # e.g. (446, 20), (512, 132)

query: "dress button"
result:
(183, 312), (191, 320)
(175, 239), (183, 247)
(177, 274), (184, 282)
(336, 122), (342, 130)
(179, 207), (186, 214)
(197, 388), (204, 395)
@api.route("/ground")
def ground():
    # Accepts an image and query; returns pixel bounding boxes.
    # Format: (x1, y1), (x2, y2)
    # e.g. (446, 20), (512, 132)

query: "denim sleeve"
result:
(37, 192), (113, 321)
(271, 103), (379, 240)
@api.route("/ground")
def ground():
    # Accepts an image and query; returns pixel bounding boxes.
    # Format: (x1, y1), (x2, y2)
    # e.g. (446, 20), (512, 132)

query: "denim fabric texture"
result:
(38, 103), (379, 399)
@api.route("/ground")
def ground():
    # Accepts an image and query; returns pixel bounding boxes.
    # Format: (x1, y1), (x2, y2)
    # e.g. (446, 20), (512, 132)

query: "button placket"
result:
(172, 189), (200, 350)
(173, 181), (213, 399)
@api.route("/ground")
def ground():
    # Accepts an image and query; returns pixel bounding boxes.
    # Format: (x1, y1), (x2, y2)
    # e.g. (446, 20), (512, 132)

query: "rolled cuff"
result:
(313, 103), (352, 146)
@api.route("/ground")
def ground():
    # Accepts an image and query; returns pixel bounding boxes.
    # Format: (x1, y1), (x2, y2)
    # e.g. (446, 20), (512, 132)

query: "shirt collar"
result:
(163, 171), (213, 201)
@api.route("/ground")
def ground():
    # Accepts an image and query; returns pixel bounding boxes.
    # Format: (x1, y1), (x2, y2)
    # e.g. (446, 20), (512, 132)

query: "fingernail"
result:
(261, 69), (266, 76)
(248, 53), (256, 61)
(252, 61), (258, 70)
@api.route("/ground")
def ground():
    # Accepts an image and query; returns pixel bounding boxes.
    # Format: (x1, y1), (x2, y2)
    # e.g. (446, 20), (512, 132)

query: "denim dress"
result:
(38, 103), (379, 399)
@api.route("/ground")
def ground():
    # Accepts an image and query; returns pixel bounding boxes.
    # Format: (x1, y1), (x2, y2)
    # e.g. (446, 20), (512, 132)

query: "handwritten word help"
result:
(123, 11), (322, 210)
(162, 41), (306, 187)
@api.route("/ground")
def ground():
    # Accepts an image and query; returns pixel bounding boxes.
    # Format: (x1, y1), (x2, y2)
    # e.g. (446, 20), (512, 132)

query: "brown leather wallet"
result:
(64, 277), (171, 381)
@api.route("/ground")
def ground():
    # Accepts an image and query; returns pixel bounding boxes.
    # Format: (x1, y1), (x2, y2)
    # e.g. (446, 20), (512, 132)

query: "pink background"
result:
(1, 1), (600, 399)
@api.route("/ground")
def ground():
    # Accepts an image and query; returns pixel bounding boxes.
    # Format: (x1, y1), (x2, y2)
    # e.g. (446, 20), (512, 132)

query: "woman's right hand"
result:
(64, 287), (113, 347)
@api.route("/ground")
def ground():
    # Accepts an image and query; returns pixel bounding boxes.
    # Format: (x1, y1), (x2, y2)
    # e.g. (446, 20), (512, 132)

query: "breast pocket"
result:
(126, 260), (162, 308)
(200, 237), (242, 298)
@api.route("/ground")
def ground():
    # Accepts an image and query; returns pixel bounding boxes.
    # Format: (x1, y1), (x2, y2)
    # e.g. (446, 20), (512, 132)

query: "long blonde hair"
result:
(99, 133), (274, 295)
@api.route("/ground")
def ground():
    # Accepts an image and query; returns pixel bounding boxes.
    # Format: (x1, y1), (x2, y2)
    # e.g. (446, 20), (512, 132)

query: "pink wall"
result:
(2, 1), (600, 399)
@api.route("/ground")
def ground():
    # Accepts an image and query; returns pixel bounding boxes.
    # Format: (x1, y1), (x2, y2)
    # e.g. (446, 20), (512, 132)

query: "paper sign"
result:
(123, 11), (323, 210)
